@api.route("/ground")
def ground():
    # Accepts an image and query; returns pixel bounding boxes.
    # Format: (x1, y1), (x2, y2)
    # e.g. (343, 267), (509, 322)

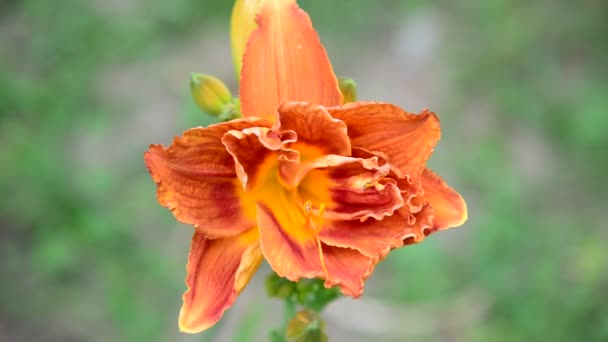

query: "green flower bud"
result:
(338, 77), (357, 103)
(190, 73), (233, 116)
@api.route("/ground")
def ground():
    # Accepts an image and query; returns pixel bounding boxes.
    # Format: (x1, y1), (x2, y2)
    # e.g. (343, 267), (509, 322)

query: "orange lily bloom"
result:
(144, 0), (467, 334)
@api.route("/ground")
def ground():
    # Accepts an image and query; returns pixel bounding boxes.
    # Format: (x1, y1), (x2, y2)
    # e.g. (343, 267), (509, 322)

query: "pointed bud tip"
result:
(190, 73), (203, 88)
(338, 77), (358, 103)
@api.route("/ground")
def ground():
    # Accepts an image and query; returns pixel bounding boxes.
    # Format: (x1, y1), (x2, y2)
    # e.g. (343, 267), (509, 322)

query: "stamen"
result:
(316, 203), (326, 231)
(316, 234), (329, 278)
(303, 201), (329, 279)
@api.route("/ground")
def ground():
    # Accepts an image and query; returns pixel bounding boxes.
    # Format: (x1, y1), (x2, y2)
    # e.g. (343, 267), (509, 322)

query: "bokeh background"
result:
(1, 0), (607, 341)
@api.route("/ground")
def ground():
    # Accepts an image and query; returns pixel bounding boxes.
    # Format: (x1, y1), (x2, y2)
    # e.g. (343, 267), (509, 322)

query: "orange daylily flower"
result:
(144, 0), (467, 334)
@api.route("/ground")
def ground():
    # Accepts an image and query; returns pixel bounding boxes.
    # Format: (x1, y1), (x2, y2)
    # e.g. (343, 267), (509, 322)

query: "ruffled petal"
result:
(278, 152), (403, 221)
(222, 126), (279, 191)
(276, 102), (350, 156)
(240, 0), (343, 118)
(144, 118), (271, 238)
(318, 160), (436, 258)
(179, 229), (263, 333)
(328, 102), (441, 178)
(321, 244), (377, 298)
(402, 205), (439, 246)
(325, 156), (402, 221)
(318, 206), (426, 259)
(420, 168), (468, 230)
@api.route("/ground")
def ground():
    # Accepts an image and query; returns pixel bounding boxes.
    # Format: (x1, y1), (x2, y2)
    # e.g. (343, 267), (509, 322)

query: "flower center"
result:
(240, 143), (334, 242)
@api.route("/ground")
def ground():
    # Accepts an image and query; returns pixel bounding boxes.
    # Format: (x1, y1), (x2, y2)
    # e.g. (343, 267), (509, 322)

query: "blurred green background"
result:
(1, 0), (606, 341)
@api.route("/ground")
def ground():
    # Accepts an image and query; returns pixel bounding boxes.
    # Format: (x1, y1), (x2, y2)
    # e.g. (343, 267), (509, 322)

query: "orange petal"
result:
(179, 229), (263, 333)
(402, 204), (436, 245)
(240, 0), (343, 118)
(222, 124), (300, 194)
(277, 150), (404, 223)
(327, 181), (404, 221)
(322, 244), (377, 298)
(222, 125), (308, 226)
(325, 156), (403, 221)
(144, 118), (271, 238)
(222, 126), (278, 191)
(276, 102), (350, 156)
(328, 102), (441, 178)
(256, 201), (378, 298)
(319, 205), (432, 259)
(421, 168), (468, 230)
(224, 103), (351, 189)
(319, 157), (437, 258)
(256, 202), (325, 281)
(276, 150), (403, 222)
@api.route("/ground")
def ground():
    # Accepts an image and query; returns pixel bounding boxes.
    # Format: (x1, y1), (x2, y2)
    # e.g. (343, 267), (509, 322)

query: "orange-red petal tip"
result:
(177, 230), (262, 334)
(451, 194), (468, 228)
(421, 168), (468, 230)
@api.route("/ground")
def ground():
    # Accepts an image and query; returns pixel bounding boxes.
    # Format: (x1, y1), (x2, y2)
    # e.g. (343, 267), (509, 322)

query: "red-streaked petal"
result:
(144, 118), (271, 238)
(275, 151), (403, 221)
(256, 201), (379, 298)
(256, 202), (324, 281)
(327, 181), (403, 221)
(319, 206), (430, 259)
(325, 156), (402, 221)
(277, 102), (350, 156)
(240, 0), (343, 118)
(179, 229), (263, 333)
(328, 102), (441, 178)
(421, 168), (468, 230)
(277, 152), (403, 222)
(322, 244), (377, 298)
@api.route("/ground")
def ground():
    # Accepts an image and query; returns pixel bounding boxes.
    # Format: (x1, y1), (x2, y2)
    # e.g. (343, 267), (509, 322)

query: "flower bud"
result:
(190, 73), (233, 116)
(286, 309), (328, 342)
(338, 77), (357, 103)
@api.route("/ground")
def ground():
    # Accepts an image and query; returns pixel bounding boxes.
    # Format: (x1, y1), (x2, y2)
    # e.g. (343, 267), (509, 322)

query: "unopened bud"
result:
(338, 77), (357, 103)
(190, 73), (233, 116)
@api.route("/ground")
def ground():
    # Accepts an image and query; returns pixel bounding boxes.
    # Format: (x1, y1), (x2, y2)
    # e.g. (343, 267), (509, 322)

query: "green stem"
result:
(285, 296), (297, 323)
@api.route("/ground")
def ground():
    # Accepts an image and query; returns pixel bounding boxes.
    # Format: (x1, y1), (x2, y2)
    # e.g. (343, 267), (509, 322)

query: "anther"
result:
(304, 200), (312, 213)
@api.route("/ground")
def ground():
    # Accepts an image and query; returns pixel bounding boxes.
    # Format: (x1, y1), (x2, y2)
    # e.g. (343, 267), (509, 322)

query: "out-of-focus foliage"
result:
(379, 1), (608, 341)
(1, 0), (606, 341)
